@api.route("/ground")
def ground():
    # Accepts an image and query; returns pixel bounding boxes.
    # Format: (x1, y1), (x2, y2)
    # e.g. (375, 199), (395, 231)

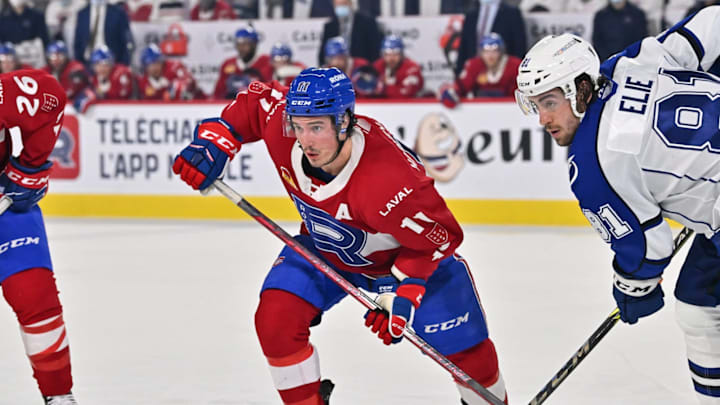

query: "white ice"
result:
(0, 219), (697, 404)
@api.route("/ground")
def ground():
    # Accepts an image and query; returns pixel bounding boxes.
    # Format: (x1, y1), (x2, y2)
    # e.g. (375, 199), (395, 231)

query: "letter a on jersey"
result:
(335, 203), (353, 221)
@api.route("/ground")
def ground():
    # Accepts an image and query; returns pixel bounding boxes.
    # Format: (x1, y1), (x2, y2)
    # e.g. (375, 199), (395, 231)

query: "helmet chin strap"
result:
(324, 127), (348, 167)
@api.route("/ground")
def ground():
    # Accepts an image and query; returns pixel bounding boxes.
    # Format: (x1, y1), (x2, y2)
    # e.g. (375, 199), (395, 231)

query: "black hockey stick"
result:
(212, 179), (505, 405)
(0, 196), (12, 215)
(528, 226), (695, 405)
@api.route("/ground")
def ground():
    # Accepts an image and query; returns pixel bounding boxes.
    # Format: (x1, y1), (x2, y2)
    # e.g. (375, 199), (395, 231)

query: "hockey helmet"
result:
(285, 67), (355, 134)
(324, 37), (348, 59)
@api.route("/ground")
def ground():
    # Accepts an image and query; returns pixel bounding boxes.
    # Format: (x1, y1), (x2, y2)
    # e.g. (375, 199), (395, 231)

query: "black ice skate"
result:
(320, 379), (335, 404)
(44, 391), (78, 405)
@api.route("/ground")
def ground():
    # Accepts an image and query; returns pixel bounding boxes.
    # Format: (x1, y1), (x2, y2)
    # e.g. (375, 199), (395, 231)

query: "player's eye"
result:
(312, 125), (323, 132)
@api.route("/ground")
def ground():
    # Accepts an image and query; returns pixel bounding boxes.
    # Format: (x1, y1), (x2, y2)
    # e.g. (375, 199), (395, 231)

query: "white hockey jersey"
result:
(569, 6), (720, 279)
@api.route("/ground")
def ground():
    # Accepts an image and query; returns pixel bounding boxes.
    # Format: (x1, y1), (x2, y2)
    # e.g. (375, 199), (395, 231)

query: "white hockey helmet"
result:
(515, 33), (600, 118)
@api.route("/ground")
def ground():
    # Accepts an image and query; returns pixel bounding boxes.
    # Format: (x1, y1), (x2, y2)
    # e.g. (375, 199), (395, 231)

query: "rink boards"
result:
(38, 100), (587, 225)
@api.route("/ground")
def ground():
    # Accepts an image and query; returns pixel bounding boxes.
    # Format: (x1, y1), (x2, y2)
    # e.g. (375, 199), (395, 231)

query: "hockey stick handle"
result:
(528, 226), (695, 405)
(212, 179), (505, 405)
(0, 195), (12, 215)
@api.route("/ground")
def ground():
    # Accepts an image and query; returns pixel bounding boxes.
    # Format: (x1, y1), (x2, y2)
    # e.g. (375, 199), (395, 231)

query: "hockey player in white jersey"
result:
(515, 6), (720, 403)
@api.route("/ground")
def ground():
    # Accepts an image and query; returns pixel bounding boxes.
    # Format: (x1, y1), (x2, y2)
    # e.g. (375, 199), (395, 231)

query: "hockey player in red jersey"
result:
(173, 67), (508, 404)
(0, 69), (78, 404)
(213, 26), (273, 99)
(270, 43), (305, 87)
(137, 44), (204, 101)
(372, 35), (424, 98)
(43, 41), (89, 101)
(89, 46), (134, 100)
(440, 33), (522, 108)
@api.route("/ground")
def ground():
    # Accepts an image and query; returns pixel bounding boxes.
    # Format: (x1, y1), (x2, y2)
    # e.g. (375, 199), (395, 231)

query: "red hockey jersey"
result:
(372, 57), (424, 98)
(43, 60), (88, 100)
(456, 55), (522, 98)
(213, 54), (273, 99)
(220, 81), (463, 280)
(0, 69), (67, 169)
(138, 59), (203, 100)
(91, 64), (134, 100)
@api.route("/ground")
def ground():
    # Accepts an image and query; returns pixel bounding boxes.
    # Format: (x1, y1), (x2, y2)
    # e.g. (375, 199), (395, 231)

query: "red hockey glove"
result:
(0, 157), (53, 212)
(173, 118), (242, 190)
(364, 273), (426, 345)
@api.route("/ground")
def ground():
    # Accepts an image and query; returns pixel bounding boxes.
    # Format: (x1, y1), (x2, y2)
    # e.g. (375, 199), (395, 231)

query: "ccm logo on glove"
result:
(5, 169), (50, 189)
(198, 129), (240, 155)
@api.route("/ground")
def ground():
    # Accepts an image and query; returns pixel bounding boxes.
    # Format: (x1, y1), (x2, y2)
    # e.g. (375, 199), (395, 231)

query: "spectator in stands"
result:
(213, 26), (272, 99)
(270, 42), (305, 87)
(439, 32), (520, 108)
(190, 0), (237, 20)
(0, 42), (33, 73)
(357, 0), (475, 15)
(456, 0), (526, 75)
(230, 0), (259, 18)
(0, 0), (50, 67)
(74, 0), (134, 66)
(372, 35), (424, 98)
(130, 0), (188, 21)
(89, 46), (134, 100)
(43, 40), (89, 101)
(318, 0), (383, 66)
(137, 44), (204, 100)
(592, 0), (648, 61)
(322, 36), (368, 78)
(260, 0), (333, 19)
(45, 0), (85, 41)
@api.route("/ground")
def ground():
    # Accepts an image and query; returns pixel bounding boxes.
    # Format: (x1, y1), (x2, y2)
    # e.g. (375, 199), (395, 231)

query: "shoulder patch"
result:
(41, 93), (60, 112)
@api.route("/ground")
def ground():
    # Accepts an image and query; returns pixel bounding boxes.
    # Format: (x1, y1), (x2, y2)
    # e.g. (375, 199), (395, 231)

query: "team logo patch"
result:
(248, 81), (269, 94)
(425, 223), (449, 245)
(41, 93), (60, 112)
(280, 166), (298, 190)
(49, 114), (80, 179)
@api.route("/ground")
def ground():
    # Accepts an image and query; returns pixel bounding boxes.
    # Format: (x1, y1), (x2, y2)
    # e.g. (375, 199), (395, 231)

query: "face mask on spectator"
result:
(335, 5), (351, 18)
(8, 0), (25, 8)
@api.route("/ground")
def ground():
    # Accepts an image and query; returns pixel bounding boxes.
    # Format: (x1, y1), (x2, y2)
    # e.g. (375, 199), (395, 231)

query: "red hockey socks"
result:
(255, 289), (324, 404)
(448, 338), (508, 404)
(2, 268), (73, 396)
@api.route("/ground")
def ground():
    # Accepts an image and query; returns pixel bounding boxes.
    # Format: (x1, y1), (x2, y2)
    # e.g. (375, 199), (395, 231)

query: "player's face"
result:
(383, 50), (402, 70)
(94, 61), (112, 79)
(529, 88), (581, 146)
(236, 40), (255, 60)
(272, 56), (289, 69)
(147, 61), (163, 78)
(480, 48), (501, 70)
(326, 55), (348, 73)
(292, 116), (345, 170)
(48, 52), (67, 71)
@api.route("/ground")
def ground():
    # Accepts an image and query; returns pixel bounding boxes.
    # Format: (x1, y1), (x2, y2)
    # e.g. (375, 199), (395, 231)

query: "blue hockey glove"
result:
(439, 83), (460, 109)
(364, 271), (426, 345)
(612, 272), (664, 324)
(172, 118), (242, 190)
(0, 157), (53, 212)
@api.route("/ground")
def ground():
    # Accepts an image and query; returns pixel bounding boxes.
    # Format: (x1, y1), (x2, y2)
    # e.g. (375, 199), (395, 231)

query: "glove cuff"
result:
(613, 272), (661, 297)
(10, 157), (53, 174)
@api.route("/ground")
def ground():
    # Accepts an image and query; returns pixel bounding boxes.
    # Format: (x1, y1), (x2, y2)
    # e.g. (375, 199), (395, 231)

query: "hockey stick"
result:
(528, 226), (695, 405)
(212, 179), (505, 405)
(0, 196), (12, 215)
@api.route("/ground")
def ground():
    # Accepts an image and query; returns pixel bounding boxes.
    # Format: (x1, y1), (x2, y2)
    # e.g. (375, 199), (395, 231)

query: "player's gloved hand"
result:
(612, 272), (664, 324)
(364, 272), (426, 345)
(439, 83), (460, 109)
(0, 157), (53, 212)
(172, 118), (242, 191)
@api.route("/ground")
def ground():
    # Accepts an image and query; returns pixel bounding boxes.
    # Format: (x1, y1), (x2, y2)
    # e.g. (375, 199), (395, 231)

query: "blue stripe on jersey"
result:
(640, 213), (664, 231)
(690, 360), (720, 379)
(657, 13), (695, 43)
(641, 167), (720, 184)
(657, 12), (706, 70)
(693, 380), (720, 397)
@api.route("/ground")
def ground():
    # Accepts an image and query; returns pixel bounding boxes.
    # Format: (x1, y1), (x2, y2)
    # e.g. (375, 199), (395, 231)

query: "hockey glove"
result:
(439, 83), (460, 109)
(364, 274), (426, 345)
(173, 118), (242, 190)
(0, 157), (52, 212)
(612, 272), (664, 324)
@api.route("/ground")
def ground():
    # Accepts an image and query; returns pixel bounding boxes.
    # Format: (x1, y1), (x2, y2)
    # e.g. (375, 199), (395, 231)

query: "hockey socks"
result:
(2, 268), (73, 396)
(448, 338), (508, 404)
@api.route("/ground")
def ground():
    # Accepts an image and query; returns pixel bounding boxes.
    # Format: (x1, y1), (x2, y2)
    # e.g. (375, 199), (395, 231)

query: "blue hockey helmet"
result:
(140, 44), (163, 67)
(381, 35), (404, 53)
(0, 42), (16, 57)
(286, 67), (355, 127)
(479, 33), (505, 53)
(270, 42), (292, 60)
(235, 26), (259, 43)
(90, 46), (114, 65)
(324, 37), (348, 59)
(46, 40), (68, 56)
